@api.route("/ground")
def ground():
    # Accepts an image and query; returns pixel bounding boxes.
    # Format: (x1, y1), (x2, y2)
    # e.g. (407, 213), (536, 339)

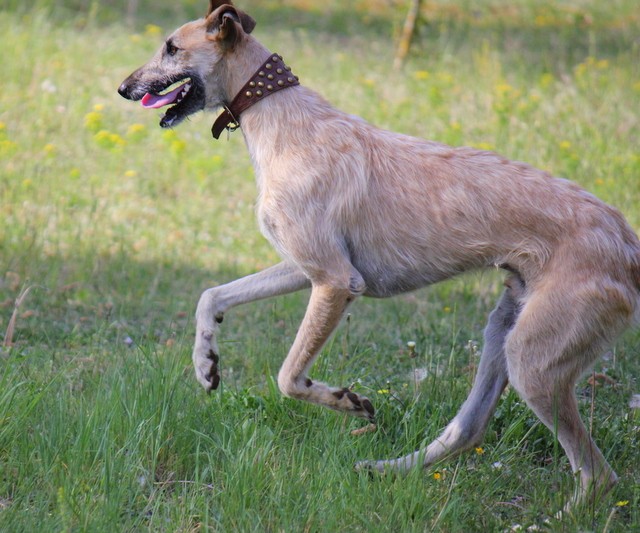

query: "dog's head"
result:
(117, 1), (256, 128)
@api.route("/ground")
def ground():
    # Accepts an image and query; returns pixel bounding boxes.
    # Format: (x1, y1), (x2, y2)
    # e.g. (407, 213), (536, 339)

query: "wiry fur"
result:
(119, 0), (640, 510)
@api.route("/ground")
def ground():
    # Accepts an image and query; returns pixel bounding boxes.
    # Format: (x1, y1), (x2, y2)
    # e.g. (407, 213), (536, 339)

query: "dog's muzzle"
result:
(118, 69), (206, 128)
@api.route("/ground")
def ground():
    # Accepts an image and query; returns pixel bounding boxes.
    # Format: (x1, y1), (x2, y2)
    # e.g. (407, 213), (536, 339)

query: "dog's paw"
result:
(330, 387), (375, 421)
(193, 329), (221, 392)
(354, 459), (383, 474)
(279, 377), (375, 420)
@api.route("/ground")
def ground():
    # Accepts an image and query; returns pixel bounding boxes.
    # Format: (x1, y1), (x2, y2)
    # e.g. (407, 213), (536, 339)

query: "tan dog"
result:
(119, 0), (640, 508)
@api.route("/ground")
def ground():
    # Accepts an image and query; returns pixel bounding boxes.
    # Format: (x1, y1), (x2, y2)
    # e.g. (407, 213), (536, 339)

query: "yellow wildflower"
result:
(559, 140), (572, 151)
(539, 73), (554, 89)
(84, 111), (103, 133)
(575, 62), (587, 79)
(437, 72), (453, 84)
(0, 140), (18, 157)
(94, 130), (125, 149)
(127, 123), (146, 141)
(473, 142), (495, 151)
(475, 447), (484, 455)
(162, 130), (178, 141)
(534, 14), (548, 27)
(94, 130), (109, 143)
(616, 500), (629, 507)
(171, 139), (187, 156)
(433, 472), (442, 481)
(144, 24), (163, 37)
(110, 133), (125, 147)
(495, 83), (513, 96)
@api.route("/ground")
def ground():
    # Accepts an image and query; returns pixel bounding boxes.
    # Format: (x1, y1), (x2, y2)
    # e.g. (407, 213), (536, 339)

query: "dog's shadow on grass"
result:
(0, 250), (306, 353)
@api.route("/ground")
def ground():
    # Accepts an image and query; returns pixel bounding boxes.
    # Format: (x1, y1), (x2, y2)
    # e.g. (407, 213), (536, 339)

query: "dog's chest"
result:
(255, 198), (292, 260)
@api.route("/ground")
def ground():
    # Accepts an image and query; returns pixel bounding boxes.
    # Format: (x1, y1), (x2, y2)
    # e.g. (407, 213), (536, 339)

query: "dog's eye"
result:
(166, 40), (179, 57)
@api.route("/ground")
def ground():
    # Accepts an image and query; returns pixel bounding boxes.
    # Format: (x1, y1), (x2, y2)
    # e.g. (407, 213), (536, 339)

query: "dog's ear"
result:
(206, 3), (256, 40)
(206, 0), (230, 17)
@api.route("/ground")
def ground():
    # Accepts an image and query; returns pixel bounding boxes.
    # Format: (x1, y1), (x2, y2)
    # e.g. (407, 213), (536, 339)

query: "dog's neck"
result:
(211, 53), (300, 139)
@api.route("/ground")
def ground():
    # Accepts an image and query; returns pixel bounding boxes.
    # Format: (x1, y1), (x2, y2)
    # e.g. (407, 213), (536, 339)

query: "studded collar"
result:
(211, 53), (299, 140)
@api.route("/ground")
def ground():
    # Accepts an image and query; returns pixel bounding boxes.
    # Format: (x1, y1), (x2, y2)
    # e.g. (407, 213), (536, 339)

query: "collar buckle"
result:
(224, 105), (240, 133)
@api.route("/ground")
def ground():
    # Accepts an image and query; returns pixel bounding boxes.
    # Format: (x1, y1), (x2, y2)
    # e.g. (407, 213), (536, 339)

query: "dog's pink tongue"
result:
(141, 83), (185, 109)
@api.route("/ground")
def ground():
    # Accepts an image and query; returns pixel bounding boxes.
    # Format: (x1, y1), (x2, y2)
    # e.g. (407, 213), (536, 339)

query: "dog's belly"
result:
(360, 271), (445, 298)
(350, 251), (475, 298)
(344, 223), (499, 297)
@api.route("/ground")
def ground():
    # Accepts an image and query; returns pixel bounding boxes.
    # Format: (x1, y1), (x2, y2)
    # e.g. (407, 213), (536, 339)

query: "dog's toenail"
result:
(347, 391), (362, 407)
(208, 349), (219, 363)
(362, 399), (375, 416)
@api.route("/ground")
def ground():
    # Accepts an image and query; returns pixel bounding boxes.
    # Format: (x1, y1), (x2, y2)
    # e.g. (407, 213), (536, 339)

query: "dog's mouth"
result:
(141, 78), (192, 109)
(140, 75), (206, 128)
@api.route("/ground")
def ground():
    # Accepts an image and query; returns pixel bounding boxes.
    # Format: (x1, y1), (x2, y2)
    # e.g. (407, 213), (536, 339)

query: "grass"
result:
(1, 0), (639, 530)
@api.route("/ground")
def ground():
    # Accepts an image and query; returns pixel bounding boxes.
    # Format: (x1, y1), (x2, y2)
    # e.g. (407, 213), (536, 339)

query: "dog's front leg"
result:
(193, 261), (310, 391)
(277, 283), (375, 421)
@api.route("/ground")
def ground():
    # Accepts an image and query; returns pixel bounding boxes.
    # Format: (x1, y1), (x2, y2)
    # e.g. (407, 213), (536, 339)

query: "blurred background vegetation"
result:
(4, 0), (640, 48)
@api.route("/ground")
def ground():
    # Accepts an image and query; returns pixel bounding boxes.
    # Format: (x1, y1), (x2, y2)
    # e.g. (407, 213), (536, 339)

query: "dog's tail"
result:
(621, 220), (640, 293)
(630, 245), (640, 327)
(634, 257), (640, 291)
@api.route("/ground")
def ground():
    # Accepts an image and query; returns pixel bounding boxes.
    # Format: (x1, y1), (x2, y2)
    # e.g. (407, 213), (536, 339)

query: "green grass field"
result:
(1, 1), (639, 530)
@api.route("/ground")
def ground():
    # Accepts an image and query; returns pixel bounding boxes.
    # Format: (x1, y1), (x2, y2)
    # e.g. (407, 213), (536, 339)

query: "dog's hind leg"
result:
(504, 278), (627, 508)
(193, 261), (311, 391)
(356, 276), (521, 472)
(277, 283), (376, 420)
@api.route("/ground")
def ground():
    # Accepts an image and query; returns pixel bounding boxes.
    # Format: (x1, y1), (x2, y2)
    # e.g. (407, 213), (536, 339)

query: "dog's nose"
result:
(118, 82), (131, 99)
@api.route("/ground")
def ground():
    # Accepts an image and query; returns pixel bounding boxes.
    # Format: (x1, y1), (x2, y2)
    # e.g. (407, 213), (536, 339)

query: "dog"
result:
(118, 0), (640, 509)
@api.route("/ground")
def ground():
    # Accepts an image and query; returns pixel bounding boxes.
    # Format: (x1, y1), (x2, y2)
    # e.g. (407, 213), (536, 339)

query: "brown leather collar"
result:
(211, 53), (299, 139)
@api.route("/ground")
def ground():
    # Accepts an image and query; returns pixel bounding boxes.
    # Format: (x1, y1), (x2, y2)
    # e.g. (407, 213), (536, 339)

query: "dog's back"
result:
(245, 88), (640, 302)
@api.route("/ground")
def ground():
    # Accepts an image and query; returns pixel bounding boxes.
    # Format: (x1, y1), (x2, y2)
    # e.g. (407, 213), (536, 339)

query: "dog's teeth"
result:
(176, 83), (191, 103)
